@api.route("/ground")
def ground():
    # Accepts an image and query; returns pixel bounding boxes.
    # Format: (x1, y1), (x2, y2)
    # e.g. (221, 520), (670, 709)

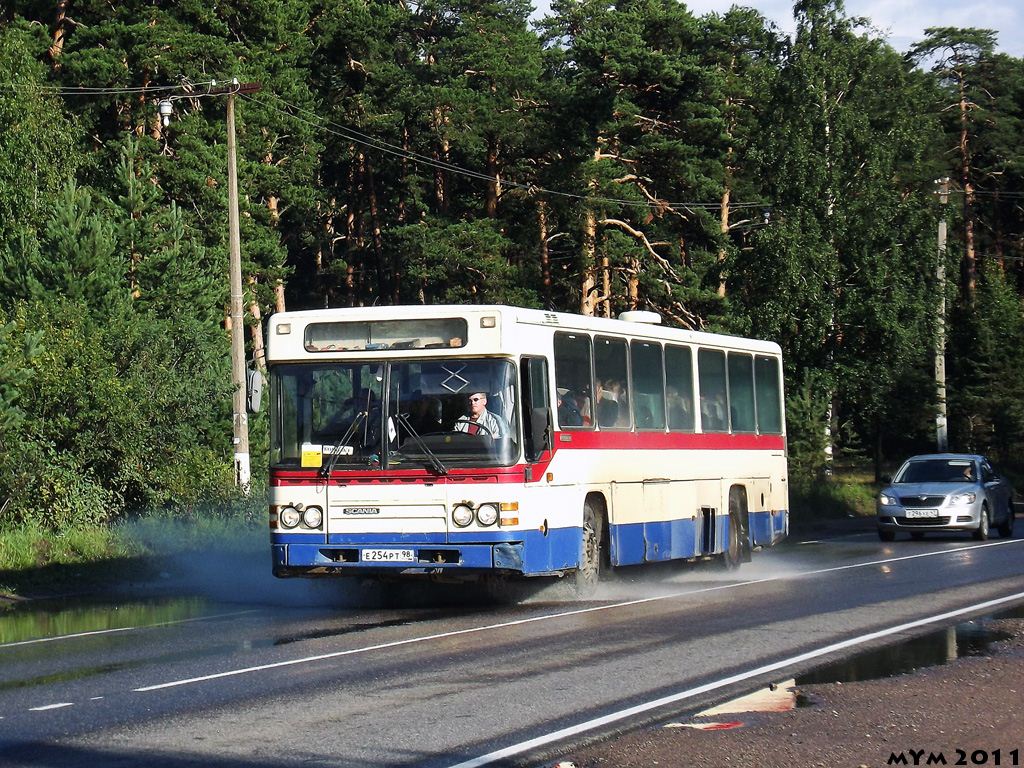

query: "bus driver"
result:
(454, 392), (507, 437)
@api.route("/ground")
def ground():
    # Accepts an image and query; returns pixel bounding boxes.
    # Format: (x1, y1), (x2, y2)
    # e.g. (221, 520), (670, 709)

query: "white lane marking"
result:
(29, 703), (74, 712)
(444, 590), (1024, 768)
(0, 610), (258, 649)
(134, 538), (1024, 693)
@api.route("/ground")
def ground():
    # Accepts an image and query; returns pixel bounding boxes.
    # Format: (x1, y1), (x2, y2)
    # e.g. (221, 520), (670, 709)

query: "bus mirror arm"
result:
(531, 407), (553, 454)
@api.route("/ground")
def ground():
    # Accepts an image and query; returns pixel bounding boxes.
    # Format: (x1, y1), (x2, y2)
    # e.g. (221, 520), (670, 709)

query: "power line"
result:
(6, 81), (217, 96)
(244, 90), (771, 214)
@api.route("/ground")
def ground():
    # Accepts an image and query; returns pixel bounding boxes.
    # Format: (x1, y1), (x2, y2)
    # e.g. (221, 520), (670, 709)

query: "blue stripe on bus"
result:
(272, 510), (788, 576)
(609, 510), (789, 566)
(609, 519), (700, 565)
(749, 509), (788, 546)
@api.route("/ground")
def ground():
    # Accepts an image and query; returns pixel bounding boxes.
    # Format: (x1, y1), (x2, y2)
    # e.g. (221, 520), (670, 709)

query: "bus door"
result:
(520, 356), (553, 471)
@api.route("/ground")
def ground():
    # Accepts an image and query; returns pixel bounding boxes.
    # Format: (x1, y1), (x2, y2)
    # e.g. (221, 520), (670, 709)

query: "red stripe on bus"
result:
(556, 431), (784, 451)
(270, 432), (783, 486)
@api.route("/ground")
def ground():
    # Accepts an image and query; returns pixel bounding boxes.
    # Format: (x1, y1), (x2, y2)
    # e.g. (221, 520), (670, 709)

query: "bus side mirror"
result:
(247, 368), (265, 413)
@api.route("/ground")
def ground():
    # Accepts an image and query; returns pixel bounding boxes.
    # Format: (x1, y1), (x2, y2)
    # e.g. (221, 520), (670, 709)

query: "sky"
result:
(673, 0), (1024, 57)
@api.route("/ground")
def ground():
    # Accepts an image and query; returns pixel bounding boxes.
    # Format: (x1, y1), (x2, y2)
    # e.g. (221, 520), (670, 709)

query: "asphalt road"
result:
(2, 521), (1023, 768)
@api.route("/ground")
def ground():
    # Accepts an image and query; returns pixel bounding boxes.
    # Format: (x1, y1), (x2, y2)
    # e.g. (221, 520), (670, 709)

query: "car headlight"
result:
(950, 492), (977, 505)
(280, 506), (302, 528)
(476, 503), (499, 527)
(879, 494), (896, 506)
(452, 504), (474, 527)
(302, 506), (323, 528)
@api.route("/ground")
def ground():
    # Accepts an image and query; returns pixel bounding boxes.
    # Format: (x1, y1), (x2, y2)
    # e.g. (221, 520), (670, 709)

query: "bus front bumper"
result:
(272, 541), (525, 576)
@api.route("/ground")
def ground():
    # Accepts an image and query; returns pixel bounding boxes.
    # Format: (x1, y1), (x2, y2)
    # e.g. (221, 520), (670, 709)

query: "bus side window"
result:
(630, 340), (665, 430)
(698, 348), (728, 432)
(727, 352), (756, 433)
(665, 344), (694, 432)
(754, 356), (783, 434)
(595, 336), (629, 429)
(553, 332), (594, 430)
(521, 356), (552, 461)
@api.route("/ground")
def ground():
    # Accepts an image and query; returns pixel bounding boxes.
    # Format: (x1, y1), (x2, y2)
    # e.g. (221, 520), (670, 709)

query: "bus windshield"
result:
(270, 358), (520, 470)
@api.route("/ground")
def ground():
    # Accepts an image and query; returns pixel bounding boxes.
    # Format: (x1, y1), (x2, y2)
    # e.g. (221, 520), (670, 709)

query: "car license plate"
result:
(361, 548), (416, 562)
(905, 509), (939, 519)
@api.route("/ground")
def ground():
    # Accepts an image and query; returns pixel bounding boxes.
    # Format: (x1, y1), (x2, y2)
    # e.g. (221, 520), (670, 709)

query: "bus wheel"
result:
(722, 488), (747, 570)
(722, 511), (742, 570)
(571, 501), (604, 598)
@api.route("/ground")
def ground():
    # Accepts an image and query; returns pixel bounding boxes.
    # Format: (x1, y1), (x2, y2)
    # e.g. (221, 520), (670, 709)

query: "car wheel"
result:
(997, 501), (1015, 538)
(878, 529), (895, 542)
(973, 506), (990, 541)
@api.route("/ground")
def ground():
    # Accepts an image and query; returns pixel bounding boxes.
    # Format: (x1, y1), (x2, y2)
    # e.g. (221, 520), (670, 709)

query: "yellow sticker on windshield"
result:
(301, 443), (324, 468)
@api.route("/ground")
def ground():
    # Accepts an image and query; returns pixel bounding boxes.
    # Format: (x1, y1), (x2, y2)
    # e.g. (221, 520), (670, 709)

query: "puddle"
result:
(796, 619), (1012, 686)
(665, 616), (1015, 732)
(0, 595), (213, 646)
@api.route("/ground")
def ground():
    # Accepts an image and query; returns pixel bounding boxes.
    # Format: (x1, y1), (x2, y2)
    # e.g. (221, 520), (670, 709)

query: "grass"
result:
(789, 461), (882, 523)
(0, 509), (266, 598)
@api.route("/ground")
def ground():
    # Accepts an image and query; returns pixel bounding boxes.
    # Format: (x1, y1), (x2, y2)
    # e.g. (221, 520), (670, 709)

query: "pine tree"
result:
(737, 0), (940, 472)
(0, 22), (79, 242)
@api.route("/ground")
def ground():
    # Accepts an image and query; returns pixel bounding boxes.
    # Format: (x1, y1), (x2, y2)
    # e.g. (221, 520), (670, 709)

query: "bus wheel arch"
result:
(724, 485), (752, 569)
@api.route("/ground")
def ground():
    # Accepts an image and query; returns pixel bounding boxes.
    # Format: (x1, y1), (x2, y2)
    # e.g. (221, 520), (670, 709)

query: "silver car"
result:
(877, 453), (1015, 541)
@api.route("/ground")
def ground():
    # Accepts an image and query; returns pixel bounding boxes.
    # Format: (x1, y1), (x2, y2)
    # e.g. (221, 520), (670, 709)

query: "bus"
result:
(266, 304), (788, 593)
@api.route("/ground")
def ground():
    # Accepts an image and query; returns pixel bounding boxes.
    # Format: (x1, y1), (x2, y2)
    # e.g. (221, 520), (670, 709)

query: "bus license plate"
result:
(905, 509), (938, 519)
(361, 548), (416, 562)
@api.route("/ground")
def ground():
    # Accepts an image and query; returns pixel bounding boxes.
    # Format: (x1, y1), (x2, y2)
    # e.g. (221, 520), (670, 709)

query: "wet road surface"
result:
(2, 523), (1023, 767)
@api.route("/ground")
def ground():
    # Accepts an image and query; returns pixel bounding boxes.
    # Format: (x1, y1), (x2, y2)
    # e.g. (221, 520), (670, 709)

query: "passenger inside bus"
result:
(557, 389), (583, 427)
(453, 392), (508, 437)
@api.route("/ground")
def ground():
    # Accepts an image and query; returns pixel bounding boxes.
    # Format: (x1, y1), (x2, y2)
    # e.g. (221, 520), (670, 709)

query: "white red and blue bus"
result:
(267, 305), (788, 592)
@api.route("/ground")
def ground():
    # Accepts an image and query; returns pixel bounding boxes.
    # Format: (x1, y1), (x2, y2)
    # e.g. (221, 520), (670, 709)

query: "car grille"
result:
(900, 495), (946, 508)
(897, 516), (952, 527)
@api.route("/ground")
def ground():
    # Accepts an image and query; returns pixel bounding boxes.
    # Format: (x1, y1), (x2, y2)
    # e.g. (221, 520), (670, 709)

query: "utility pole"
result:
(158, 79), (262, 492)
(935, 178), (950, 453)
(216, 79), (262, 491)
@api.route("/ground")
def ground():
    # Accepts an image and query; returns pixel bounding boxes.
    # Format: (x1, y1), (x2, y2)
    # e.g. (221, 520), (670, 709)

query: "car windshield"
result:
(894, 459), (975, 484)
(270, 358), (519, 470)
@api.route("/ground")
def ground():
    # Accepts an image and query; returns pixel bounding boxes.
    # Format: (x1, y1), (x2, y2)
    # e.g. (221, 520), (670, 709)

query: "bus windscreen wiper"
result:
(319, 410), (367, 478)
(393, 412), (448, 475)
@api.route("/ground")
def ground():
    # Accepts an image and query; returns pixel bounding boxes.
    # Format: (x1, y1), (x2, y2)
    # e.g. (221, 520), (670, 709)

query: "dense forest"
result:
(1, 0), (1023, 531)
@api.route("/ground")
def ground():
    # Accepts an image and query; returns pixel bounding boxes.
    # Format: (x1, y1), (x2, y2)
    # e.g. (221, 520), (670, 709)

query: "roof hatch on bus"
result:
(303, 318), (468, 352)
(618, 310), (662, 324)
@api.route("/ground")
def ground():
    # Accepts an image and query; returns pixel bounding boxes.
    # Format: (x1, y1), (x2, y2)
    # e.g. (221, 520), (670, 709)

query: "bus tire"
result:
(722, 511), (742, 570)
(723, 486), (749, 570)
(571, 500), (605, 598)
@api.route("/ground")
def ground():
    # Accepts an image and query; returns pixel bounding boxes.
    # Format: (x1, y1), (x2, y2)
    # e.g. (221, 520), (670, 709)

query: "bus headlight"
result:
(452, 504), (474, 527)
(280, 506), (302, 529)
(476, 503), (499, 527)
(302, 506), (323, 529)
